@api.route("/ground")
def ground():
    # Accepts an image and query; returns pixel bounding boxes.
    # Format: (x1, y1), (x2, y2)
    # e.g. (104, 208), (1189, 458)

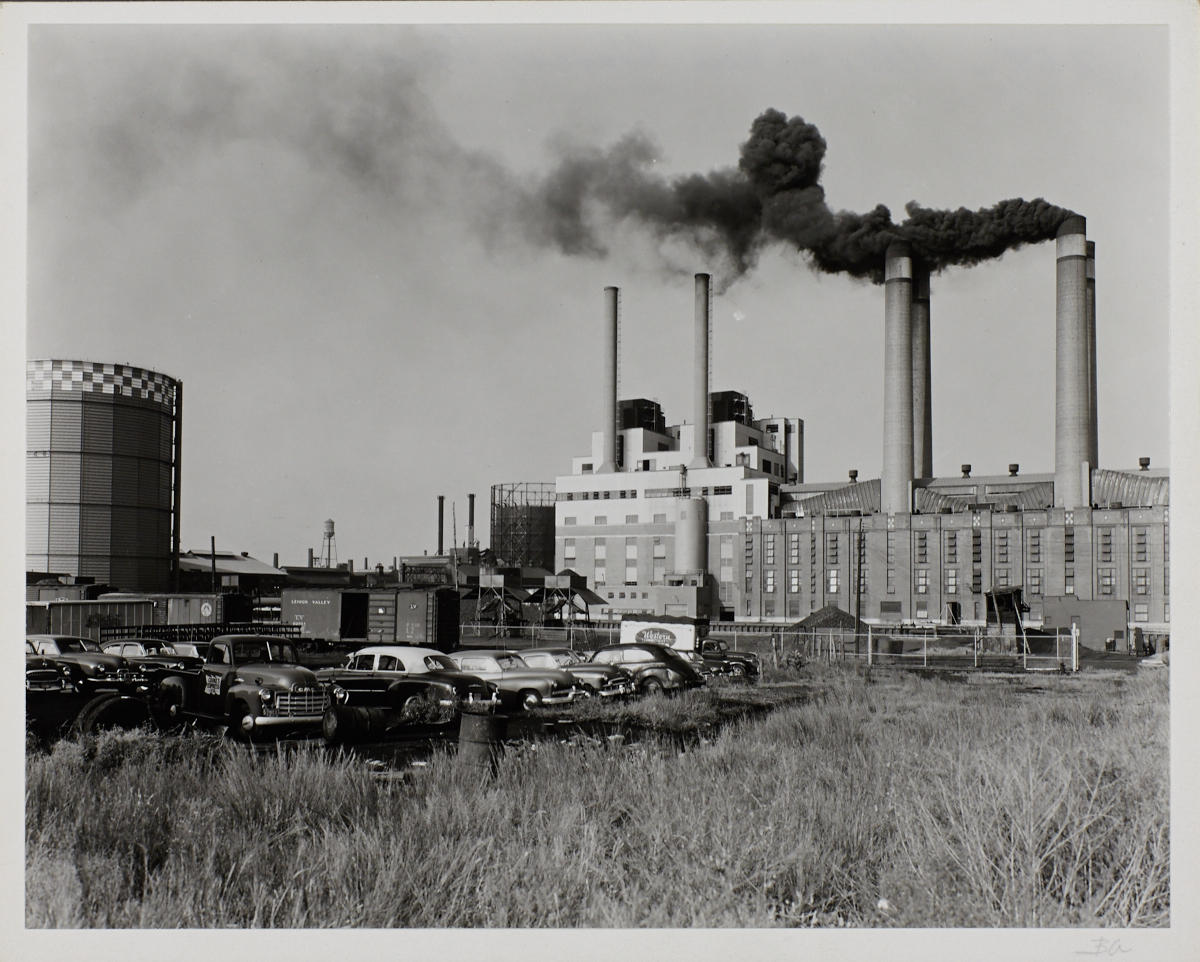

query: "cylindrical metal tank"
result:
(882, 243), (914, 514)
(490, 482), (556, 569)
(26, 360), (180, 590)
(911, 262), (933, 480)
(1055, 216), (1090, 508)
(673, 497), (708, 574)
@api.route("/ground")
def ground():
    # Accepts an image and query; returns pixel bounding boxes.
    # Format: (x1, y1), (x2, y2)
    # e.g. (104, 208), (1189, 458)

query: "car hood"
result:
(493, 668), (576, 688)
(236, 663), (320, 688)
(54, 652), (128, 671)
(564, 664), (629, 683)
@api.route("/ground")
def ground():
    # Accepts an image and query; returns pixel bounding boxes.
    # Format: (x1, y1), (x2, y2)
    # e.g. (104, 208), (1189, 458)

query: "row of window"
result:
(559, 484), (736, 502)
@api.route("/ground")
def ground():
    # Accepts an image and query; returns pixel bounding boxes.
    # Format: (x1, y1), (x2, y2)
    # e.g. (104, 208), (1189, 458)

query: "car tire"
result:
(640, 677), (664, 697)
(72, 693), (150, 736)
(519, 689), (542, 711)
(728, 663), (747, 679)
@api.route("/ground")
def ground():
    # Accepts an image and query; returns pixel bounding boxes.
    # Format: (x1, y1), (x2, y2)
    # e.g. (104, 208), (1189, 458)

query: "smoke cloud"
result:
(521, 107), (1076, 284)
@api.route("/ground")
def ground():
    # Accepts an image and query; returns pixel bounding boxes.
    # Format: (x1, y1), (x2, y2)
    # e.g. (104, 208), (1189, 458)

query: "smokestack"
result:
(882, 241), (914, 513)
(599, 286), (619, 473)
(1086, 241), (1098, 470)
(1055, 216), (1090, 508)
(437, 495), (445, 555)
(690, 273), (712, 468)
(468, 492), (476, 548)
(911, 263), (933, 479)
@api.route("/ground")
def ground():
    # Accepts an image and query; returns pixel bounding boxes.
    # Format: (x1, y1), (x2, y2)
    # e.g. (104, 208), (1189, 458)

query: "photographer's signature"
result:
(1075, 937), (1131, 957)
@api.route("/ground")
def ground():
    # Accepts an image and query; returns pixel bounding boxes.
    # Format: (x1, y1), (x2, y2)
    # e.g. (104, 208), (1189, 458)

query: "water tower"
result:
(319, 519), (338, 568)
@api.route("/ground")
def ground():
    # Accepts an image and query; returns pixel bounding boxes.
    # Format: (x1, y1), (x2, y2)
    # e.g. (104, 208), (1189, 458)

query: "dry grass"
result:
(25, 667), (1168, 928)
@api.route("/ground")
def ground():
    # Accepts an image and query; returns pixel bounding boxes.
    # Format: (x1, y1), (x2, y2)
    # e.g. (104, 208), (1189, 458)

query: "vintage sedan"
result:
(25, 640), (73, 693)
(27, 634), (145, 693)
(588, 643), (705, 695)
(450, 649), (582, 711)
(520, 647), (635, 698)
(676, 648), (721, 683)
(318, 645), (498, 724)
(100, 638), (205, 672)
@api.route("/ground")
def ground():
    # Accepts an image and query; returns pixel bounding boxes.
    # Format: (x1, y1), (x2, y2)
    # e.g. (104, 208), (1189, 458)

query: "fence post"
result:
(923, 634), (927, 668)
(867, 625), (872, 667)
(1071, 624), (1080, 672)
(973, 630), (978, 669)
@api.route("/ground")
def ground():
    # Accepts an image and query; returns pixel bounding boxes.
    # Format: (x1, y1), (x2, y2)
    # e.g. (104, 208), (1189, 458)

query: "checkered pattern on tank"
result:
(26, 359), (177, 410)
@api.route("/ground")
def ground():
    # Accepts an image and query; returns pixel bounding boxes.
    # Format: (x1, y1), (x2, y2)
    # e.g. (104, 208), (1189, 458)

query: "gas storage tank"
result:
(674, 497), (708, 574)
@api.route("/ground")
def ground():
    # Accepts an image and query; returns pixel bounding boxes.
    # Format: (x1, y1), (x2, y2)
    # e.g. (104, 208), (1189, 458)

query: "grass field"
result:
(25, 665), (1168, 928)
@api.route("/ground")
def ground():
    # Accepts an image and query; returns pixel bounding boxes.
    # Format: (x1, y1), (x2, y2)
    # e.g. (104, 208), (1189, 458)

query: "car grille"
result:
(274, 690), (329, 717)
(115, 669), (145, 684)
(26, 670), (65, 691)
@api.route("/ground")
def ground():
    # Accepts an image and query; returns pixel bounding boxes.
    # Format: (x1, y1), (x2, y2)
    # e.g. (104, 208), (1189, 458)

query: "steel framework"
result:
(490, 482), (556, 569)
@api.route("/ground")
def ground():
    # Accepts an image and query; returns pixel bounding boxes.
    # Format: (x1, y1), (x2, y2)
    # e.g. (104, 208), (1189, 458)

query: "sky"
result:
(19, 11), (1175, 569)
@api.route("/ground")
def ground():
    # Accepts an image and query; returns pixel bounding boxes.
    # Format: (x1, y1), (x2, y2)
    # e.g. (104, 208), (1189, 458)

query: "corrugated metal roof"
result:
(785, 479), (881, 516)
(179, 551), (286, 577)
(1092, 469), (1169, 507)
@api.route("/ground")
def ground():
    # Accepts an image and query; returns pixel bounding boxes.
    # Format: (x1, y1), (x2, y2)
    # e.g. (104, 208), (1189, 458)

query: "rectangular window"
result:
(595, 542), (607, 560)
(1064, 567), (1075, 595)
(765, 570), (776, 593)
(563, 540), (577, 562)
(995, 568), (1009, 587)
(564, 517), (577, 526)
(827, 569), (839, 594)
(652, 540), (666, 559)
(1164, 523), (1169, 562)
(1164, 566), (1169, 596)
(915, 569), (928, 594)
(1133, 603), (1149, 622)
(886, 532), (896, 565)
(720, 511), (734, 521)
(1027, 568), (1042, 596)
(1064, 526), (1075, 563)
(765, 536), (776, 566)
(720, 564), (733, 583)
(746, 486), (754, 514)
(972, 531), (982, 564)
(887, 568), (896, 595)
(595, 515), (607, 526)
(595, 566), (606, 585)
(789, 569), (800, 594)
(625, 540), (638, 560)
(945, 531), (957, 564)
(653, 513), (667, 524)
(945, 568), (957, 594)
(720, 537), (733, 560)
(652, 564), (665, 584)
(1133, 527), (1148, 563)
(1098, 528), (1113, 563)
(1133, 567), (1149, 595)
(789, 533), (800, 565)
(1028, 531), (1041, 564)
(995, 532), (1008, 564)
(915, 531), (928, 564)
(625, 566), (638, 586)
(826, 533), (839, 566)
(1097, 567), (1115, 596)
(625, 514), (638, 524)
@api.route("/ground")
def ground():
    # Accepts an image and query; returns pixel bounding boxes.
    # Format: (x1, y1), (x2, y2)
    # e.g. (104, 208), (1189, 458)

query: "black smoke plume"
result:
(524, 107), (1076, 284)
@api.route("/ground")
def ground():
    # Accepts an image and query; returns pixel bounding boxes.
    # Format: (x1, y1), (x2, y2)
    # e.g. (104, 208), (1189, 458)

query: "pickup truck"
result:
(150, 634), (327, 739)
(698, 638), (761, 682)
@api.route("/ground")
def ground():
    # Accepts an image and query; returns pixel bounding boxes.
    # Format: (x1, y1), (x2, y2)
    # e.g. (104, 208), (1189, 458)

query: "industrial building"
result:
(554, 221), (1170, 648)
(26, 359), (182, 592)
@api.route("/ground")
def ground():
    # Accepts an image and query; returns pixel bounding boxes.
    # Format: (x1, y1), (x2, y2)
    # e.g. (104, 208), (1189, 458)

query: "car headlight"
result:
(259, 688), (275, 704)
(94, 664), (106, 674)
(332, 685), (348, 704)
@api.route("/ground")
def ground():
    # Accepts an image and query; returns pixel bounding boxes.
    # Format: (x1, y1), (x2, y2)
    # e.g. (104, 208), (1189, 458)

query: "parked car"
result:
(27, 634), (145, 693)
(677, 648), (721, 683)
(450, 649), (582, 710)
(317, 645), (498, 724)
(699, 638), (761, 682)
(520, 647), (635, 698)
(25, 640), (73, 693)
(100, 638), (205, 672)
(149, 634), (327, 740)
(588, 643), (705, 695)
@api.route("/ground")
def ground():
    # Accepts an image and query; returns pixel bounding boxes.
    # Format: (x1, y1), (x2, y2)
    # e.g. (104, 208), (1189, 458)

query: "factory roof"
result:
(179, 551), (286, 577)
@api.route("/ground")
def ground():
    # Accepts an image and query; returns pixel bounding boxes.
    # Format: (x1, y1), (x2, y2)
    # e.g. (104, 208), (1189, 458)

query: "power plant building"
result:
(555, 250), (1170, 648)
(26, 359), (182, 591)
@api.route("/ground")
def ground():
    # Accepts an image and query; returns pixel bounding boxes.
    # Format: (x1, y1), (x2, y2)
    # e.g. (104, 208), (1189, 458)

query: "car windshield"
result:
(26, 641), (36, 654)
(233, 640), (297, 664)
(55, 639), (96, 653)
(555, 651), (584, 666)
(521, 652), (552, 669)
(424, 654), (458, 671)
(494, 655), (525, 670)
